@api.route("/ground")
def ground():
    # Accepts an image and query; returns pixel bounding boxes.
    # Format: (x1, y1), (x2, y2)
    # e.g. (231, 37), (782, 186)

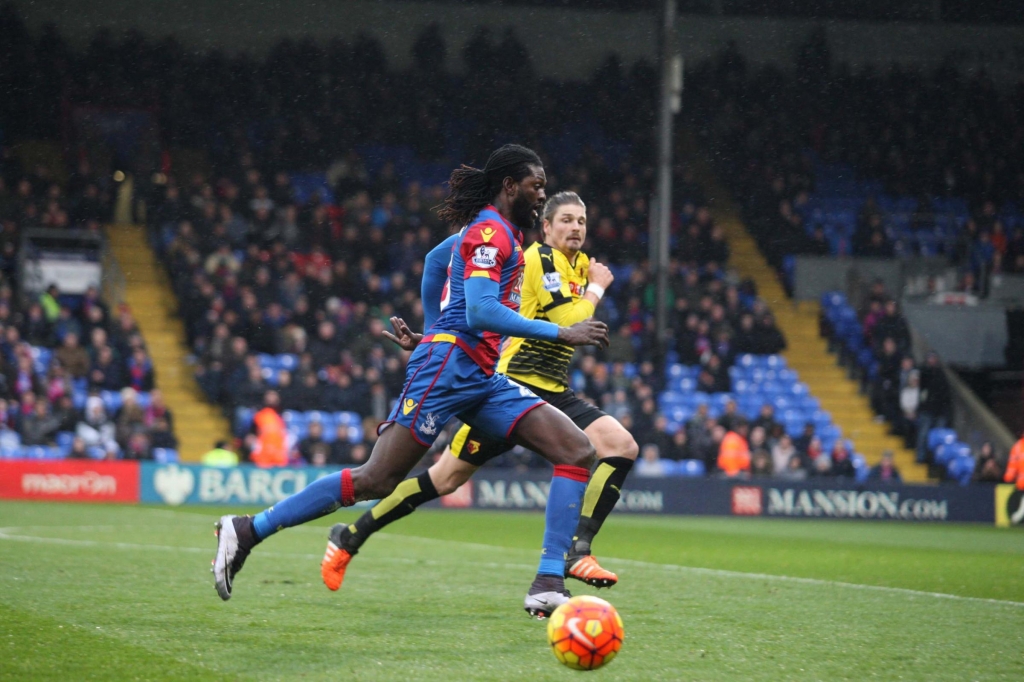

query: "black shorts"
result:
(449, 382), (607, 466)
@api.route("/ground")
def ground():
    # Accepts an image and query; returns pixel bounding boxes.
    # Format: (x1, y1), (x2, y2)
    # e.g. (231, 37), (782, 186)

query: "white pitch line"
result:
(0, 527), (535, 572)
(366, 532), (1024, 610)
(2, 525), (1022, 609)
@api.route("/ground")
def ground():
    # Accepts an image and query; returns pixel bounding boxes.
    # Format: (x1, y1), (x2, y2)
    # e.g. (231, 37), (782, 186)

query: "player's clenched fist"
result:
(587, 259), (614, 289)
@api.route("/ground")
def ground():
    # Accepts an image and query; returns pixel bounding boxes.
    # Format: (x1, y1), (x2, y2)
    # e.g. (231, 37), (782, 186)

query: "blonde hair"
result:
(541, 191), (586, 223)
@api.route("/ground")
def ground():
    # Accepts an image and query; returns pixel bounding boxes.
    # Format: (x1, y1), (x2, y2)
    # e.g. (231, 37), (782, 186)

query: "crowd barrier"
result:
(1, 460), (1020, 527)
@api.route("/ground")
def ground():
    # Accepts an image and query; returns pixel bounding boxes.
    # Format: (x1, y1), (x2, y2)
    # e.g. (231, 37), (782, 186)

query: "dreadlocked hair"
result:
(436, 144), (543, 228)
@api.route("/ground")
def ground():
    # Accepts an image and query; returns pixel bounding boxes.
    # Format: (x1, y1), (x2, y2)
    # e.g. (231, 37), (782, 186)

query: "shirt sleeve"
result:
(422, 233), (458, 331)
(464, 276), (559, 341)
(460, 220), (511, 283)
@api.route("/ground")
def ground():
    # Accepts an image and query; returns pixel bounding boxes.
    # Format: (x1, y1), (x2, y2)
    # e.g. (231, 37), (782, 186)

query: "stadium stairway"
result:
(680, 140), (929, 482)
(107, 223), (231, 461)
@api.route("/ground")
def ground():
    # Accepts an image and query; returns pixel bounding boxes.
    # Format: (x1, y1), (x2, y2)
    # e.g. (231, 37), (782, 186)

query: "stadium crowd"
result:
(3, 7), (1012, 482)
(688, 35), (1024, 292)
(148, 146), (802, 477)
(688, 37), (1018, 480)
(0, 154), (175, 459)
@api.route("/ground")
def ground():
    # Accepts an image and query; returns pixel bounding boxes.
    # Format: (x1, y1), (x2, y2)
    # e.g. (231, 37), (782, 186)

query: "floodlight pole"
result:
(651, 0), (681, 344)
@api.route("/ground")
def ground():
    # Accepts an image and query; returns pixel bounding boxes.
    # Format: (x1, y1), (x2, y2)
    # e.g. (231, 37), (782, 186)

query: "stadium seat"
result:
(852, 453), (869, 482)
(927, 428), (958, 453)
(674, 377), (697, 393)
(947, 455), (975, 486)
(676, 459), (706, 477)
(100, 390), (123, 413)
(153, 448), (180, 464)
(935, 442), (970, 467)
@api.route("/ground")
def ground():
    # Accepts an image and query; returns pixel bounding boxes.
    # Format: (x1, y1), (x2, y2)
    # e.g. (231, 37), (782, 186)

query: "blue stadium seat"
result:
(153, 448), (180, 464)
(0, 430), (22, 451)
(676, 459), (706, 477)
(666, 407), (693, 425)
(927, 428), (958, 453)
(819, 425), (842, 443)
(784, 420), (806, 437)
(736, 354), (757, 369)
(771, 396), (792, 411)
(852, 453), (869, 483)
(799, 396), (822, 412)
(282, 410), (304, 426)
(732, 379), (754, 394)
(674, 377), (697, 393)
(234, 407), (255, 436)
(947, 455), (975, 486)
(711, 393), (735, 411)
(31, 347), (53, 375)
(935, 442), (970, 467)
(658, 392), (687, 409)
(100, 390), (123, 413)
(666, 363), (696, 381)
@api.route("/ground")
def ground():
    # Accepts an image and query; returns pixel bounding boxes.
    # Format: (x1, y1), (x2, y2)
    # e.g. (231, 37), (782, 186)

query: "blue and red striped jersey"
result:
(428, 206), (525, 373)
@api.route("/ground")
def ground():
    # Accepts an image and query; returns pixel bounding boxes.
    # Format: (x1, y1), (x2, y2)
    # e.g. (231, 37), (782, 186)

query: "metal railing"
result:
(101, 233), (127, 307)
(909, 326), (1015, 453)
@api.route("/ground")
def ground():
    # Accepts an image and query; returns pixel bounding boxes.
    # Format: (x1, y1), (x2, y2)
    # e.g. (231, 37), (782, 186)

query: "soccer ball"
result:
(546, 595), (624, 671)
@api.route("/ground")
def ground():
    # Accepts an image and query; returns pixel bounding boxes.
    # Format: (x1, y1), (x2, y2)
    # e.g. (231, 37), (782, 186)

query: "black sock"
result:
(344, 471), (440, 553)
(569, 457), (634, 557)
(530, 573), (566, 594)
(237, 515), (260, 549)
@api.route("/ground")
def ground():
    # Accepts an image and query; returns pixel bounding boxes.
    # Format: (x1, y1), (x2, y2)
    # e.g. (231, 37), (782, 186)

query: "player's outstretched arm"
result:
(464, 276), (608, 347)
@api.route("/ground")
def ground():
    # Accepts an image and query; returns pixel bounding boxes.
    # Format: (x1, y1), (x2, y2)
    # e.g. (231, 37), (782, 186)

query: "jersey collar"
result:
(484, 204), (524, 244)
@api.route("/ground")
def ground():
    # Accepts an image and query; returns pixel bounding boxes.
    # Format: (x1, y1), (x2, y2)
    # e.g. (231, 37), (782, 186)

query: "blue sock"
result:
(538, 466), (589, 576)
(252, 472), (343, 540)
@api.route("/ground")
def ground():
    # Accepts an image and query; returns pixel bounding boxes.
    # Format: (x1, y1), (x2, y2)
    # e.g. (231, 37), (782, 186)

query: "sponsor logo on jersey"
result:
(402, 398), (417, 415)
(472, 245), (499, 268)
(542, 271), (562, 292)
(480, 226), (496, 242)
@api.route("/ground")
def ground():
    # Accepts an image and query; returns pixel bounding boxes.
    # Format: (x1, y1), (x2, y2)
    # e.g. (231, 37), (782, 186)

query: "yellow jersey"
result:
(497, 243), (596, 392)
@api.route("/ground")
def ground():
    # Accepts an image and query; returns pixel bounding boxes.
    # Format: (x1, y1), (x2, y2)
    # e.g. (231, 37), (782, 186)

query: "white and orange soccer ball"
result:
(546, 595), (624, 671)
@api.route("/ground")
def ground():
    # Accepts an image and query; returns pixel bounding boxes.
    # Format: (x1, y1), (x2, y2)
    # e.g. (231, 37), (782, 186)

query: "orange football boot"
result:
(566, 555), (618, 588)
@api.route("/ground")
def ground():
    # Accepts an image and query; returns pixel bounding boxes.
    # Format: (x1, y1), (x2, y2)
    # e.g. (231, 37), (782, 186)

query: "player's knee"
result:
(353, 467), (404, 501)
(612, 434), (639, 461)
(432, 469), (465, 496)
(564, 435), (596, 470)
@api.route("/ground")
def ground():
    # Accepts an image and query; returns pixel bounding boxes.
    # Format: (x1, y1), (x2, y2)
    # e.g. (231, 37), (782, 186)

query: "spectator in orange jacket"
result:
(249, 391), (289, 468)
(1004, 434), (1024, 490)
(718, 422), (751, 478)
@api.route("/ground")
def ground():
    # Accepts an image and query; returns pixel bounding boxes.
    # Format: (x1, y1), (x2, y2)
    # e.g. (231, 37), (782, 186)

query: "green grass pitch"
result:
(1, 501), (1023, 681)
